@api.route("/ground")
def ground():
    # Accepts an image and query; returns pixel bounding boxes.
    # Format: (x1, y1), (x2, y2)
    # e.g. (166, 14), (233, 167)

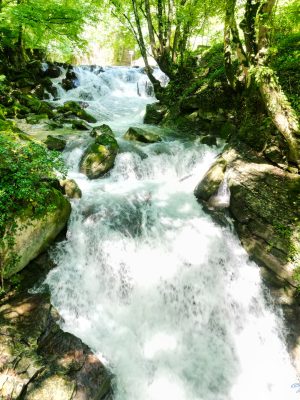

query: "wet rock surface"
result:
(195, 147), (300, 286)
(0, 255), (113, 400)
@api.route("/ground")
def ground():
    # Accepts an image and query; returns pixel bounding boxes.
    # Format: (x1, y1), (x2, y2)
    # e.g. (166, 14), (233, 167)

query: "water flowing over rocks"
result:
(194, 147), (300, 287)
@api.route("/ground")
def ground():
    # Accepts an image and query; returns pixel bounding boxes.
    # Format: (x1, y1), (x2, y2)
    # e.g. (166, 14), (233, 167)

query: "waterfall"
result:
(44, 66), (298, 400)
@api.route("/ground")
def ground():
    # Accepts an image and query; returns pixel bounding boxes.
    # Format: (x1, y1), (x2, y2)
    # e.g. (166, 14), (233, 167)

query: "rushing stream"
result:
(44, 66), (298, 399)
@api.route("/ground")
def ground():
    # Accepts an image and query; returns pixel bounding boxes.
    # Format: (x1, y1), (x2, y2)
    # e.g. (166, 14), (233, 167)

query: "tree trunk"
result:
(255, 0), (300, 165)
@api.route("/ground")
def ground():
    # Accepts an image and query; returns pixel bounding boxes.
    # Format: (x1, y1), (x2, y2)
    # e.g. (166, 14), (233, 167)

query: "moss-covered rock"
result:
(91, 124), (114, 138)
(144, 102), (167, 124)
(44, 135), (66, 151)
(80, 134), (119, 179)
(124, 126), (162, 143)
(2, 189), (71, 278)
(58, 101), (97, 123)
(26, 113), (49, 124)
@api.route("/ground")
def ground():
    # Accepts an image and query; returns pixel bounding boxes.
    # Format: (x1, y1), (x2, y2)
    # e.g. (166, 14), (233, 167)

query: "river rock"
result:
(60, 179), (82, 199)
(124, 127), (161, 143)
(61, 67), (78, 91)
(58, 101), (97, 123)
(44, 135), (66, 151)
(194, 157), (227, 201)
(80, 134), (119, 179)
(71, 119), (91, 130)
(200, 135), (217, 146)
(144, 102), (167, 124)
(42, 62), (61, 78)
(91, 124), (114, 138)
(0, 291), (113, 400)
(2, 189), (71, 278)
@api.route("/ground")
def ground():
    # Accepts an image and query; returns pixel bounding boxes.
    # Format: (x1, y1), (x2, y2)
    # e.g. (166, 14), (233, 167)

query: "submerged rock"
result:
(0, 291), (113, 400)
(2, 189), (71, 278)
(124, 127), (161, 143)
(44, 135), (66, 151)
(80, 134), (119, 179)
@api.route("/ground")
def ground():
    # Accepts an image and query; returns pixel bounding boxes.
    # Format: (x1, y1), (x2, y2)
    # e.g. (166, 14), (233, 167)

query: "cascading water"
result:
(44, 66), (299, 399)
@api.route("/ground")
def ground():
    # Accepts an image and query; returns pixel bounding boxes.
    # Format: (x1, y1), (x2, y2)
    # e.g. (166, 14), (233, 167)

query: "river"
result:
(44, 66), (298, 400)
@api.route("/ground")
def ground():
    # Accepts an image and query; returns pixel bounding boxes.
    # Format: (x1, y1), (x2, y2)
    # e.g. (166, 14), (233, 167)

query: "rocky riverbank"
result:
(0, 252), (113, 400)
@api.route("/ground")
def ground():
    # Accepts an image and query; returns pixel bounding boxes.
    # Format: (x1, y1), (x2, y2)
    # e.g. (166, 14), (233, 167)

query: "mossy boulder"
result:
(26, 113), (49, 124)
(124, 126), (162, 143)
(144, 102), (167, 124)
(80, 134), (119, 179)
(2, 189), (71, 278)
(91, 124), (114, 138)
(44, 135), (66, 151)
(58, 101), (97, 123)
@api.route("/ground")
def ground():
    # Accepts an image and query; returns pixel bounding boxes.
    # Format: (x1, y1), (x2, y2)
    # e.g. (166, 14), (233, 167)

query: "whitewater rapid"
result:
(44, 66), (299, 400)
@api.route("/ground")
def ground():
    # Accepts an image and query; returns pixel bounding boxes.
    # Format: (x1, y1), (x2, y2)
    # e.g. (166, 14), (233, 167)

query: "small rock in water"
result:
(60, 178), (82, 199)
(124, 126), (161, 143)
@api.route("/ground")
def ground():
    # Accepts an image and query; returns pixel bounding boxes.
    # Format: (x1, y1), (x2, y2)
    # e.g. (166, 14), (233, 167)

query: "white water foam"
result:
(44, 66), (298, 400)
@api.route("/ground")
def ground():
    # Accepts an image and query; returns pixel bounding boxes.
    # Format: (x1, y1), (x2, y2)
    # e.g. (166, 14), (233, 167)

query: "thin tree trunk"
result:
(255, 0), (299, 165)
(131, 0), (162, 95)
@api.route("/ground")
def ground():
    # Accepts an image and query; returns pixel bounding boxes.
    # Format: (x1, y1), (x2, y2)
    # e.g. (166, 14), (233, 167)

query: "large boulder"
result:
(144, 102), (167, 124)
(2, 189), (71, 278)
(124, 126), (161, 143)
(80, 134), (119, 179)
(0, 291), (113, 400)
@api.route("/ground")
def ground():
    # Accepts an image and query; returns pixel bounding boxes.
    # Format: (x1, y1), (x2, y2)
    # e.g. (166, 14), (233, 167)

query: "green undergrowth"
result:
(271, 33), (300, 118)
